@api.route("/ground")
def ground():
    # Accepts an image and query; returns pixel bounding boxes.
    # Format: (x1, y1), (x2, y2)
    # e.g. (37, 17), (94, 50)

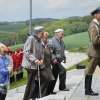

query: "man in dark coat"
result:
(33, 32), (54, 97)
(48, 29), (69, 94)
(85, 7), (100, 96)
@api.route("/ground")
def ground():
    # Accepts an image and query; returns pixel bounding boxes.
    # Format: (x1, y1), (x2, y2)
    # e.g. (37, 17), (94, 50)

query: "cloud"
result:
(0, 0), (29, 21)
(0, 0), (100, 21)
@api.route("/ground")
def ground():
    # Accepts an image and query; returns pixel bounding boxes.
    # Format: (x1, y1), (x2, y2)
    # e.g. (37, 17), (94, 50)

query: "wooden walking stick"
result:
(37, 64), (41, 98)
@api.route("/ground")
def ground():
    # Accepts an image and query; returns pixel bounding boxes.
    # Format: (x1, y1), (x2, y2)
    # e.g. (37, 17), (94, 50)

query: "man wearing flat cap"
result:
(22, 26), (44, 100)
(48, 28), (69, 94)
(85, 7), (100, 96)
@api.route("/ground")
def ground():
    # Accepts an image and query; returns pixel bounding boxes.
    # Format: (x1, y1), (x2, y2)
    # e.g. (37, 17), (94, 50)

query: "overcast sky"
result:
(0, 0), (100, 21)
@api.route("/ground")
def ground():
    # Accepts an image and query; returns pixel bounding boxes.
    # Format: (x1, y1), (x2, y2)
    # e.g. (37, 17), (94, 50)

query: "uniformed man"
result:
(48, 29), (69, 94)
(85, 7), (100, 96)
(22, 26), (44, 100)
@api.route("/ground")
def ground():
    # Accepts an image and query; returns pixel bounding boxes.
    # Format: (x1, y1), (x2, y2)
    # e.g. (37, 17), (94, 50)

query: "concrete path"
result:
(6, 52), (88, 100)
(6, 69), (85, 100)
(69, 67), (100, 100)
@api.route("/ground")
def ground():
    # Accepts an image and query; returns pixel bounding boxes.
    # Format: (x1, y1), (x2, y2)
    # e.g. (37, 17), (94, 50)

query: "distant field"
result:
(10, 32), (90, 51)
(64, 32), (90, 49)
(0, 23), (25, 33)
(0, 33), (13, 41)
(10, 44), (24, 50)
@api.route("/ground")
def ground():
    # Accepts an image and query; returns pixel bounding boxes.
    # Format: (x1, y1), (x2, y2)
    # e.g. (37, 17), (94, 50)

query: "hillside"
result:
(10, 32), (90, 51)
(0, 15), (92, 46)
(0, 22), (26, 33)
(64, 32), (90, 49)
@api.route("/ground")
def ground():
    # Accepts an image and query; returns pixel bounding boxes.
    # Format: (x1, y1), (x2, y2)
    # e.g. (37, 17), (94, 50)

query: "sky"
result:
(0, 0), (100, 21)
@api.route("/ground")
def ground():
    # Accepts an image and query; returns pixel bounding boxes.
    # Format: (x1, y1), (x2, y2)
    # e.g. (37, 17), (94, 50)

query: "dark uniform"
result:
(33, 42), (54, 97)
(85, 7), (100, 96)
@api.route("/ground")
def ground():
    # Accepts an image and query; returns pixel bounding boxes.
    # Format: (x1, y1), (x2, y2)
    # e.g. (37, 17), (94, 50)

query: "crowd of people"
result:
(22, 26), (68, 100)
(0, 7), (100, 100)
(0, 46), (24, 99)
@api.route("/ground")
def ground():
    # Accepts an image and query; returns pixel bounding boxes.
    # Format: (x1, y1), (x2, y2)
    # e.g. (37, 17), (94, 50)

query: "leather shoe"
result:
(85, 90), (99, 96)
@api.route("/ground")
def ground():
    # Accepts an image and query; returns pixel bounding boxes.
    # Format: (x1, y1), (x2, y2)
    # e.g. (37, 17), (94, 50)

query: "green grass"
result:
(64, 32), (90, 49)
(66, 59), (89, 71)
(9, 31), (90, 51)
(10, 70), (27, 89)
(10, 44), (24, 50)
(0, 23), (26, 33)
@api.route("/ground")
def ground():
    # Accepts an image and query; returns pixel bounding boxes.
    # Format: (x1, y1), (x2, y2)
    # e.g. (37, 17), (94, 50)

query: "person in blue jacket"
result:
(0, 46), (10, 100)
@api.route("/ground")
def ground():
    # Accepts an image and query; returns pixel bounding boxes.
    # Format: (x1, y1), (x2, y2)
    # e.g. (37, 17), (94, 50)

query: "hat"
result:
(54, 28), (64, 33)
(34, 26), (44, 34)
(91, 7), (100, 16)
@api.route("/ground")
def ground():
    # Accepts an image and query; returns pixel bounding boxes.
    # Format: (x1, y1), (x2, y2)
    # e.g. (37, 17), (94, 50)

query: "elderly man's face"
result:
(57, 32), (64, 39)
(38, 31), (44, 39)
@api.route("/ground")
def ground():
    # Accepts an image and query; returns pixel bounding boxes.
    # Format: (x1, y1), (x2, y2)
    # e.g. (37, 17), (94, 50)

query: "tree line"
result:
(0, 15), (93, 46)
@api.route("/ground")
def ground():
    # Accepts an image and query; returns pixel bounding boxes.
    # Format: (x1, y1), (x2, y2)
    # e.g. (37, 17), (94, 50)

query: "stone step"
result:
(37, 94), (66, 100)
(70, 68), (100, 100)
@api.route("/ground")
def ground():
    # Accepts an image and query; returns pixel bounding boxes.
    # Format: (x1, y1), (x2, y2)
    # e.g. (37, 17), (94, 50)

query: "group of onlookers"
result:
(0, 47), (23, 100)
(22, 26), (68, 100)
(1, 6), (100, 100)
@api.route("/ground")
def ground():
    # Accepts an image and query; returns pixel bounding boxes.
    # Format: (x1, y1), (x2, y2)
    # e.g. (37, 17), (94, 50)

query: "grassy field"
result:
(10, 31), (90, 51)
(64, 32), (90, 49)
(10, 70), (27, 89)
(10, 44), (24, 50)
(0, 23), (26, 33)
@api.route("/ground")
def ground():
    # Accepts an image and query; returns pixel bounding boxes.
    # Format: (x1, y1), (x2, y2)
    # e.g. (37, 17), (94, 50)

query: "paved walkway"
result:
(6, 52), (88, 100)
(6, 69), (85, 100)
(69, 67), (100, 100)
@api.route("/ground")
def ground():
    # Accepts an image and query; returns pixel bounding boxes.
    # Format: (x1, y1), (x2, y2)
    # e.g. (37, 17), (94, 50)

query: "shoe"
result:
(85, 90), (99, 96)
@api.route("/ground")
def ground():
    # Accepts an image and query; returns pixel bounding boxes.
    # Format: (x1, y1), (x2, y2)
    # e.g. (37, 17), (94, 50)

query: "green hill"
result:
(10, 32), (90, 51)
(0, 22), (26, 33)
(0, 15), (93, 46)
(64, 32), (90, 49)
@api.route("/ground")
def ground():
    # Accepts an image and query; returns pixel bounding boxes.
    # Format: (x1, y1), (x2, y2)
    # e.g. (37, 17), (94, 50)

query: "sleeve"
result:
(48, 39), (57, 61)
(23, 36), (36, 63)
(7, 56), (13, 73)
(89, 25), (100, 46)
(0, 59), (9, 76)
(63, 42), (66, 61)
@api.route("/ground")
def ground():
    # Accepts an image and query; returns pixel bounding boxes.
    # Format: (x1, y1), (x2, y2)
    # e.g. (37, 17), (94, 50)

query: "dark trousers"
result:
(32, 79), (49, 98)
(48, 63), (66, 93)
(85, 57), (100, 91)
(0, 93), (6, 100)
(23, 69), (37, 100)
(86, 57), (100, 75)
(31, 67), (50, 98)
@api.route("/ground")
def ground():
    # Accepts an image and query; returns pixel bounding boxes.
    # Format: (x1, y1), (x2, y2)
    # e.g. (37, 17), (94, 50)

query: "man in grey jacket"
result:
(48, 29), (69, 94)
(22, 26), (44, 100)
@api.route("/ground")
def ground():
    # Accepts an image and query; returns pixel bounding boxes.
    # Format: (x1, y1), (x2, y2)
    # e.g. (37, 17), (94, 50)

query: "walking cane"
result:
(37, 64), (41, 98)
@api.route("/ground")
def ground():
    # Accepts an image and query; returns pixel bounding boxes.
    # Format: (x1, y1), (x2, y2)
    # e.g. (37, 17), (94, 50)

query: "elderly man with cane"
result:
(22, 26), (44, 100)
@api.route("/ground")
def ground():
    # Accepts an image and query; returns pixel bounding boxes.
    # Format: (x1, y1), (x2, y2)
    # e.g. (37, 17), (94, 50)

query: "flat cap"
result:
(54, 28), (64, 33)
(91, 7), (100, 16)
(34, 26), (44, 33)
